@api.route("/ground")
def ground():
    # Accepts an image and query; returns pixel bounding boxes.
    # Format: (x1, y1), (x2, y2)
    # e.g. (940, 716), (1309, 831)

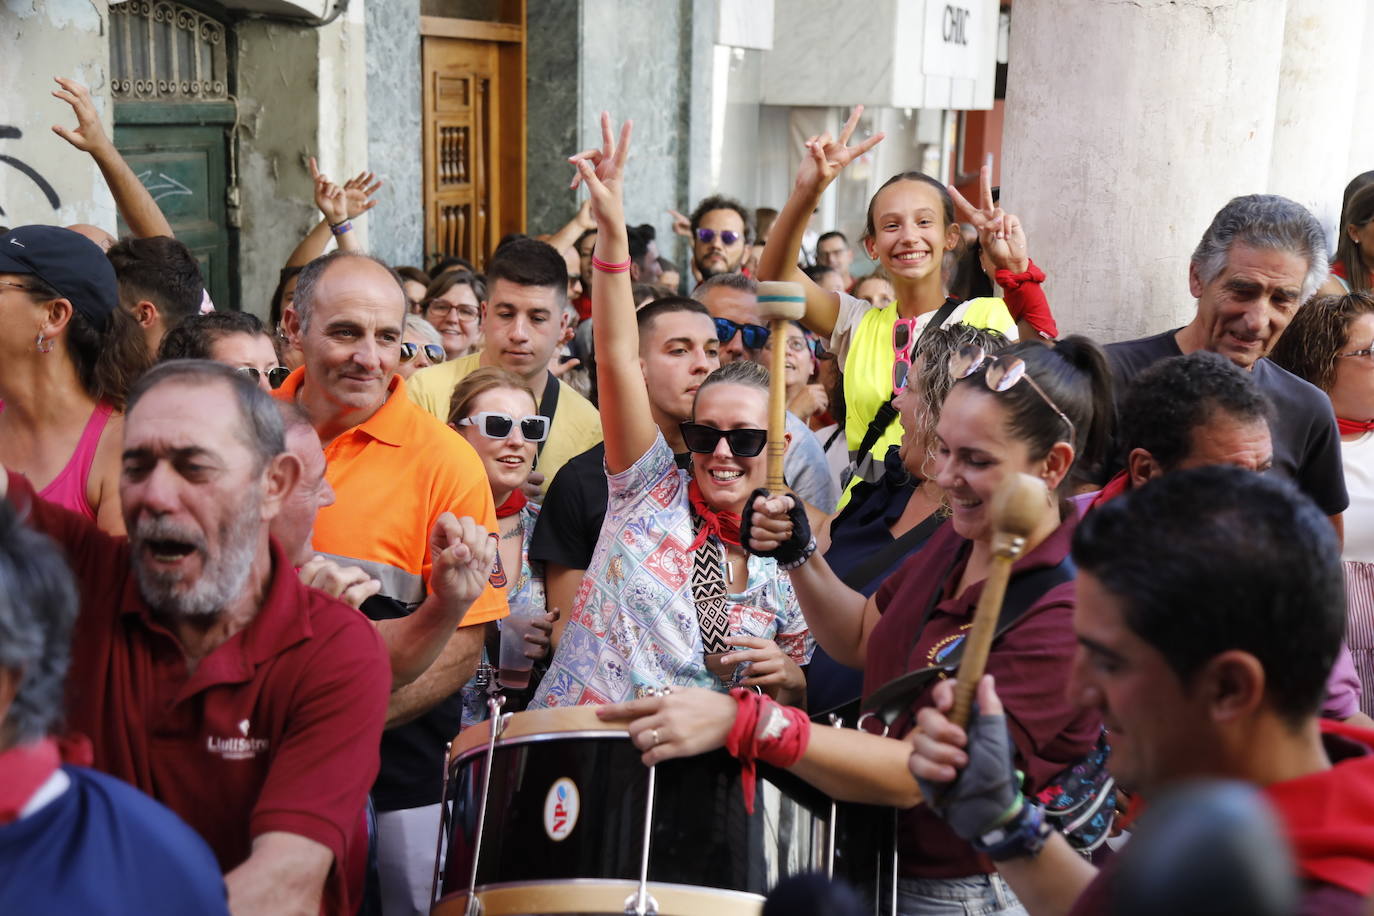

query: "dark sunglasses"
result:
(680, 421), (768, 458)
(236, 366), (292, 389)
(713, 317), (770, 350)
(400, 342), (446, 364)
(695, 228), (742, 246)
(457, 411), (550, 442)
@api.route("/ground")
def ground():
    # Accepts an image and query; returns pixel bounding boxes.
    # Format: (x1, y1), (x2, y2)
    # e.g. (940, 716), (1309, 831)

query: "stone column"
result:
(366, 0), (423, 269)
(1267, 0), (1368, 248)
(1001, 0), (1288, 343)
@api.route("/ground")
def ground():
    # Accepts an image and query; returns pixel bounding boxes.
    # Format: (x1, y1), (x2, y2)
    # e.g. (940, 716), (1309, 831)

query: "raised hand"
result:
(51, 77), (114, 155)
(667, 208), (692, 238)
(949, 164), (1030, 274)
(309, 157), (348, 225)
(568, 112), (633, 229)
(795, 105), (885, 196)
(744, 493), (797, 553)
(428, 513), (499, 612)
(342, 169), (383, 219)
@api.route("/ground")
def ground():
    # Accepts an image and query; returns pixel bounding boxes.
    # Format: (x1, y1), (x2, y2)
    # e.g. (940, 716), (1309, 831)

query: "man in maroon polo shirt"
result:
(2, 360), (498, 915)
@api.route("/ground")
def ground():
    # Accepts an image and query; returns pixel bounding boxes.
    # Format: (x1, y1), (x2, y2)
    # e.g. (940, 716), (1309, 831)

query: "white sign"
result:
(543, 778), (580, 842)
(922, 0), (995, 82)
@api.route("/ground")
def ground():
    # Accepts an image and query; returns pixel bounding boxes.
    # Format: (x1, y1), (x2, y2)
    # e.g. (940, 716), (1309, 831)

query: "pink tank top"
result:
(37, 401), (115, 521)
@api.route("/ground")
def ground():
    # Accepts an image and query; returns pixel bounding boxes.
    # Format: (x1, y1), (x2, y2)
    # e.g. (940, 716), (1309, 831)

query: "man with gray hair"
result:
(1106, 193), (1348, 525)
(0, 501), (229, 913)
(0, 360), (451, 914)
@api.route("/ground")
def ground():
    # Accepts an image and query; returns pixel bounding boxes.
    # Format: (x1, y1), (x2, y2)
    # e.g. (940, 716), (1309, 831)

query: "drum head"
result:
(432, 880), (763, 916)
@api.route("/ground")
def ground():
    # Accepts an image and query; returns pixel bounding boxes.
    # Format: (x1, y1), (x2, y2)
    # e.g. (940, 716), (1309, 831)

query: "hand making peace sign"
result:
(949, 163), (1030, 275)
(568, 112), (633, 228)
(794, 105), (886, 196)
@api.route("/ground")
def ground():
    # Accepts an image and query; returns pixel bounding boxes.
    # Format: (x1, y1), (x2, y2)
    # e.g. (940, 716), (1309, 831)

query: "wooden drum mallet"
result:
(755, 281), (808, 496)
(949, 472), (1052, 729)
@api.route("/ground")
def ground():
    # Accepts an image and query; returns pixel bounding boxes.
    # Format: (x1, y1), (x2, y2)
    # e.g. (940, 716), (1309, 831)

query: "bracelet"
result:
(778, 536), (817, 571)
(329, 220), (353, 236)
(975, 799), (1053, 861)
(591, 255), (631, 273)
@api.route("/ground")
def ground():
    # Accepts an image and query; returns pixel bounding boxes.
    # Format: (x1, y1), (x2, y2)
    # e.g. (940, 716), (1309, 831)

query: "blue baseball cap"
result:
(0, 225), (118, 332)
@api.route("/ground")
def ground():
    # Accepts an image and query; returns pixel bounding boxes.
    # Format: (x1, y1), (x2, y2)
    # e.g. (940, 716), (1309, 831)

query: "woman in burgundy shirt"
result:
(603, 336), (1114, 915)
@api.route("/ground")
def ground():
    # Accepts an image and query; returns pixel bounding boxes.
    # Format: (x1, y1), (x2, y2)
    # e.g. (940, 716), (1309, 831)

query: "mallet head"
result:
(756, 281), (807, 322)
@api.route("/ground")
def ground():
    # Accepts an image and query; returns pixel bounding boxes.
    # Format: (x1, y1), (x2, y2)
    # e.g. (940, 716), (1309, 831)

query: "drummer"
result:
(601, 332), (1114, 915)
(531, 114), (811, 708)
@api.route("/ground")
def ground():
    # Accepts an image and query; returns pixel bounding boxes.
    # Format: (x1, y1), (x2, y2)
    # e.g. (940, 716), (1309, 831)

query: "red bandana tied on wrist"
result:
(687, 480), (742, 550)
(1338, 418), (1374, 436)
(495, 489), (528, 519)
(724, 688), (811, 813)
(0, 737), (60, 825)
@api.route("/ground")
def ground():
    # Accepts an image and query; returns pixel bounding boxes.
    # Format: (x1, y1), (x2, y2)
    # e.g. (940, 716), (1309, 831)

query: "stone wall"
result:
(365, 0), (424, 269)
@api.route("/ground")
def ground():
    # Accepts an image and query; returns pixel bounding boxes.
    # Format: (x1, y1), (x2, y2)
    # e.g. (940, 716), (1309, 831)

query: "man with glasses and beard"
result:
(690, 194), (753, 282)
(0, 360), (396, 915)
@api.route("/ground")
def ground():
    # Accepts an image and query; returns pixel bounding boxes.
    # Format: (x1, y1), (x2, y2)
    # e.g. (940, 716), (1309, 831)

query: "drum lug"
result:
(464, 896), (484, 916)
(623, 891), (659, 916)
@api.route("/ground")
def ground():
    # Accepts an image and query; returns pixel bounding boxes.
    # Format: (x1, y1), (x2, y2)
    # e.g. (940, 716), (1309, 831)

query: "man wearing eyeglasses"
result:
(1104, 195), (1348, 533)
(276, 249), (507, 916)
(690, 195), (752, 282)
(157, 310), (290, 392)
(407, 238), (603, 498)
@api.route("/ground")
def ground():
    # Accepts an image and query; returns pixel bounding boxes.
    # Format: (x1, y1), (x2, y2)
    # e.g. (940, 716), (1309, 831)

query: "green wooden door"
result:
(114, 102), (236, 310)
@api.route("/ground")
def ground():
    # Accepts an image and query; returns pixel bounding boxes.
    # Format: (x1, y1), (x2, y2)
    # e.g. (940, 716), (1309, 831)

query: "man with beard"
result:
(690, 194), (752, 282)
(0, 360), (490, 915)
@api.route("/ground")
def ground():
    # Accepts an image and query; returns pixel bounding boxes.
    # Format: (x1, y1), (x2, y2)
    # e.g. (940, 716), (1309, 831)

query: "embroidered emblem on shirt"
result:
(207, 722), (269, 761)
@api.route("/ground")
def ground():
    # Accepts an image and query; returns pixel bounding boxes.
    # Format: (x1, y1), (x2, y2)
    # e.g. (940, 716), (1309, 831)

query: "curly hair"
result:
(1268, 291), (1374, 393)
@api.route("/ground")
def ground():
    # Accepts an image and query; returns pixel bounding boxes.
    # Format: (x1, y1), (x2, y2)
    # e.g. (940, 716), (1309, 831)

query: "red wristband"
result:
(592, 255), (632, 273)
(993, 259), (1046, 292)
(724, 688), (811, 813)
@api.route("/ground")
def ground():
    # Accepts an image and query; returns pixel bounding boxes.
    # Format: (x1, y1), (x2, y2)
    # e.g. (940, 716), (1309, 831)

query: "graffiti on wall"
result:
(0, 126), (62, 218)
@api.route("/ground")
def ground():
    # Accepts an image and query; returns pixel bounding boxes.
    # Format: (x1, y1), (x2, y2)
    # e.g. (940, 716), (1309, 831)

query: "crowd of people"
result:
(2, 79), (1374, 916)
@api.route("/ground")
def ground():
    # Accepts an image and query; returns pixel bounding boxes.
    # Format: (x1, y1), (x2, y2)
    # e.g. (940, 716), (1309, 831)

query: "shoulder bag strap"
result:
(689, 514), (731, 657)
(839, 511), (944, 592)
(535, 371), (560, 460)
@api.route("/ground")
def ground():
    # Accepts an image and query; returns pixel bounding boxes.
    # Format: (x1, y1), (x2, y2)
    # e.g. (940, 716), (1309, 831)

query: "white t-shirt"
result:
(1342, 432), (1374, 563)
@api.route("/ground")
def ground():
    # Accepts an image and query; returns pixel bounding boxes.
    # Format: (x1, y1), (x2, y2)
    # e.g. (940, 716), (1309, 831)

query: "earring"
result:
(35, 334), (53, 354)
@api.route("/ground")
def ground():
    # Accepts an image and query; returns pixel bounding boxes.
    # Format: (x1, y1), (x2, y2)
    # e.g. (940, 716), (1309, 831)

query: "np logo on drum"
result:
(543, 778), (580, 841)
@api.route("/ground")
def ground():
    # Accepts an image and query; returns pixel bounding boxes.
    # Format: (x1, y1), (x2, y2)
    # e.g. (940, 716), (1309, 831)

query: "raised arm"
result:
(576, 114), (659, 474)
(52, 77), (174, 239)
(545, 198), (596, 254)
(284, 160), (379, 268)
(757, 106), (884, 338)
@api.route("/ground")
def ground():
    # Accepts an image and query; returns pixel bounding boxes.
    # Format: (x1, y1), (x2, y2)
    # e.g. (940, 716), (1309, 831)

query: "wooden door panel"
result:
(422, 29), (523, 272)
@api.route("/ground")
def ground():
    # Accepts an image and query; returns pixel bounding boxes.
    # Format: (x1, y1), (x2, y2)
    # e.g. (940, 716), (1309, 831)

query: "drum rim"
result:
(447, 706), (630, 763)
(449, 730), (629, 768)
(433, 878), (765, 915)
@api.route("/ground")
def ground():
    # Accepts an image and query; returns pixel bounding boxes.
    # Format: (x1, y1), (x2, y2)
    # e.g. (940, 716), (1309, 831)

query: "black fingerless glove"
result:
(740, 487), (815, 568)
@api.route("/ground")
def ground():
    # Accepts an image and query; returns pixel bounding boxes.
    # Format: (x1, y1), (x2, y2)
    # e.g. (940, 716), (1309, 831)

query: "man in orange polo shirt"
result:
(279, 249), (506, 915)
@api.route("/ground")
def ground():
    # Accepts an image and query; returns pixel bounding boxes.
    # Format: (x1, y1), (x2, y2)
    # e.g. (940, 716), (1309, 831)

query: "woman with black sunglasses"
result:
(601, 336), (1114, 916)
(530, 114), (811, 710)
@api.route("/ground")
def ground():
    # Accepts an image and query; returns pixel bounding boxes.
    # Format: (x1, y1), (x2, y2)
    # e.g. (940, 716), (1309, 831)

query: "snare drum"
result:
(432, 706), (833, 915)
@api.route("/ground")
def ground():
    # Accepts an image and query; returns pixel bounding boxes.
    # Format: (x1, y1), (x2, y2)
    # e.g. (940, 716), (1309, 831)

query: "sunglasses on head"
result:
(695, 228), (742, 247)
(400, 342), (446, 364)
(712, 317), (770, 350)
(457, 411), (550, 442)
(679, 421), (768, 458)
(948, 344), (1077, 447)
(236, 366), (292, 389)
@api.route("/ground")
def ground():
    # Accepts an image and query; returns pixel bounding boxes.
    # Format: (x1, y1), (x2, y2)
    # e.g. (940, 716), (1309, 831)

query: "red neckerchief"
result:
(1338, 418), (1374, 436)
(1089, 470), (1132, 510)
(495, 488), (528, 519)
(0, 738), (60, 825)
(687, 479), (742, 549)
(1264, 720), (1374, 896)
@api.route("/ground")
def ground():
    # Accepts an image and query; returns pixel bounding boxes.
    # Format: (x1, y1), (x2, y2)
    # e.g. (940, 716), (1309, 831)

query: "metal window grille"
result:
(110, 1), (228, 101)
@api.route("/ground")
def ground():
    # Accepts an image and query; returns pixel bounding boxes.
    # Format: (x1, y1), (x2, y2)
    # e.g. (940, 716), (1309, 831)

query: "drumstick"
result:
(949, 473), (1050, 729)
(755, 282), (806, 495)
